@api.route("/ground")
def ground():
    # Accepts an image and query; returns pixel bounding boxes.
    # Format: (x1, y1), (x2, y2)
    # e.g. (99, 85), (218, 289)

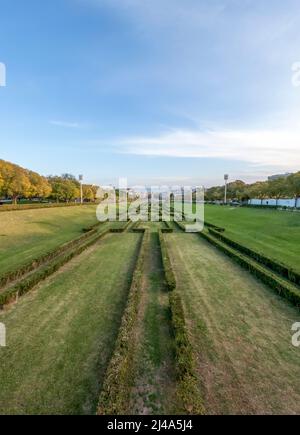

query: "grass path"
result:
(129, 223), (178, 414)
(166, 233), (300, 415)
(0, 232), (141, 415)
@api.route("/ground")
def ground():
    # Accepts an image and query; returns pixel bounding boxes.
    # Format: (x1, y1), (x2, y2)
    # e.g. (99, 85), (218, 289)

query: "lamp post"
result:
(79, 175), (83, 204)
(224, 174), (229, 205)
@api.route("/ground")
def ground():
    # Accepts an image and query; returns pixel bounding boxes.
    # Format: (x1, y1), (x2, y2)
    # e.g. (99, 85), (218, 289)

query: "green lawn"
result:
(203, 205), (300, 272)
(0, 205), (98, 275)
(166, 232), (300, 415)
(0, 232), (141, 415)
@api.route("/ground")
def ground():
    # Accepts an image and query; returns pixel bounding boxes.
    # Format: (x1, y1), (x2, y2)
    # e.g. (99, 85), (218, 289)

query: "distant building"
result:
(268, 173), (292, 181)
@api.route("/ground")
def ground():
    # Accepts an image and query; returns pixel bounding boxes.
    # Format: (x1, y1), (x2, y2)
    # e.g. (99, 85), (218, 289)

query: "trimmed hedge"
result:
(132, 228), (145, 233)
(200, 231), (300, 309)
(158, 230), (205, 414)
(161, 228), (173, 233)
(0, 226), (101, 290)
(174, 221), (186, 232)
(0, 202), (95, 212)
(109, 220), (132, 233)
(164, 220), (173, 230)
(82, 222), (102, 233)
(158, 230), (176, 291)
(169, 292), (205, 415)
(97, 229), (147, 415)
(204, 221), (225, 232)
(208, 228), (300, 287)
(0, 228), (111, 307)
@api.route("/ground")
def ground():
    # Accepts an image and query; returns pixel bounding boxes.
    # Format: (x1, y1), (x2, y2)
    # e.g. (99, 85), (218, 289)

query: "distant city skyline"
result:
(1, 0), (300, 188)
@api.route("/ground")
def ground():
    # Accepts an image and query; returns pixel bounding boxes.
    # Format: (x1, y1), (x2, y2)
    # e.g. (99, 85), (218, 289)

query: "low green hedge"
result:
(158, 230), (176, 290)
(164, 220), (173, 230)
(0, 228), (111, 307)
(174, 221), (186, 232)
(82, 222), (101, 233)
(109, 220), (132, 233)
(208, 228), (300, 286)
(204, 221), (225, 232)
(200, 231), (300, 309)
(0, 226), (101, 289)
(0, 202), (94, 212)
(169, 292), (205, 415)
(97, 230), (147, 415)
(158, 230), (205, 414)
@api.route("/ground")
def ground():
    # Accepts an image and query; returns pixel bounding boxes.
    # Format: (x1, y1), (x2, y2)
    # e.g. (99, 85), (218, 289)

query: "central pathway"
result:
(129, 223), (178, 414)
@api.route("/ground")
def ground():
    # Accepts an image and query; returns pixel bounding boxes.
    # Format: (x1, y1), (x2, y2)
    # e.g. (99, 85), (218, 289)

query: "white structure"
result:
(224, 174), (229, 204)
(249, 198), (300, 208)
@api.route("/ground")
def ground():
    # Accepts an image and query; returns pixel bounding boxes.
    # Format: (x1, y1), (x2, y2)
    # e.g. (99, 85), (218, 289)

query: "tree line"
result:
(0, 159), (98, 204)
(205, 172), (300, 202)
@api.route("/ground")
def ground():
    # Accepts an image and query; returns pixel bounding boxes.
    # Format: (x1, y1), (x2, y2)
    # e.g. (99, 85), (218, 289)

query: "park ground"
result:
(0, 205), (299, 414)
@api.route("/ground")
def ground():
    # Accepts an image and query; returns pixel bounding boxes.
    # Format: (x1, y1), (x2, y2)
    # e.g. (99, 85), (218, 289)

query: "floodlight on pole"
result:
(79, 175), (83, 204)
(224, 174), (229, 204)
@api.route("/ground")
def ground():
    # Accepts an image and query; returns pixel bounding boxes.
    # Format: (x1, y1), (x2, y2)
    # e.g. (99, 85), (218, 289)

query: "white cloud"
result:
(49, 120), (87, 128)
(118, 127), (300, 170)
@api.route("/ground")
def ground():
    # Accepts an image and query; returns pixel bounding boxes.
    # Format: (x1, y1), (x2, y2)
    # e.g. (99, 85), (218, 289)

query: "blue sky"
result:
(0, 0), (300, 187)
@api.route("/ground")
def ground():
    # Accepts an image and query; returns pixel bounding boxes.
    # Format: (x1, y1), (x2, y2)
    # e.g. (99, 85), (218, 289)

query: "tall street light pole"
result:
(224, 174), (229, 205)
(79, 175), (83, 204)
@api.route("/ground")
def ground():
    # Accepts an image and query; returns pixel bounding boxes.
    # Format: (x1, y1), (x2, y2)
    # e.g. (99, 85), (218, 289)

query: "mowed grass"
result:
(0, 232), (141, 415)
(0, 205), (98, 275)
(166, 233), (300, 415)
(204, 205), (300, 272)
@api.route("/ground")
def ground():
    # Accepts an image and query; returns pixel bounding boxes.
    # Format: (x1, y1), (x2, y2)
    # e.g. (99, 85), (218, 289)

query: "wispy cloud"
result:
(117, 126), (300, 170)
(49, 120), (87, 128)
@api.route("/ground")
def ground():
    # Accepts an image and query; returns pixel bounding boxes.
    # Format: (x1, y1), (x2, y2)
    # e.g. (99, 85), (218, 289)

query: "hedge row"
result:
(109, 220), (132, 233)
(174, 221), (186, 232)
(161, 228), (173, 233)
(0, 202), (94, 212)
(164, 220), (172, 229)
(82, 221), (102, 233)
(204, 221), (225, 232)
(0, 228), (111, 307)
(158, 230), (176, 290)
(0, 225), (101, 289)
(158, 230), (205, 414)
(200, 231), (300, 309)
(208, 228), (300, 287)
(97, 230), (147, 415)
(242, 204), (299, 210)
(169, 292), (205, 415)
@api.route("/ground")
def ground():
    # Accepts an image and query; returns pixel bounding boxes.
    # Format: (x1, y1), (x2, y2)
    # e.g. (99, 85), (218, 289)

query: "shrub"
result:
(0, 226), (101, 289)
(0, 202), (94, 212)
(208, 228), (300, 286)
(0, 228), (110, 307)
(200, 231), (300, 309)
(169, 292), (205, 415)
(158, 230), (205, 414)
(97, 230), (147, 415)
(158, 230), (176, 290)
